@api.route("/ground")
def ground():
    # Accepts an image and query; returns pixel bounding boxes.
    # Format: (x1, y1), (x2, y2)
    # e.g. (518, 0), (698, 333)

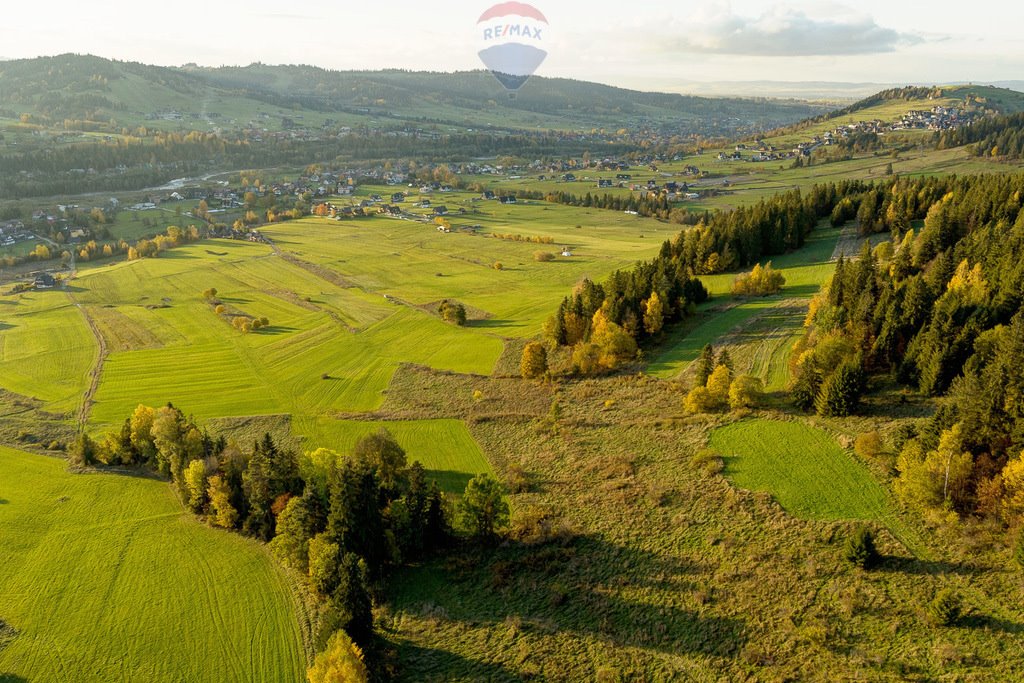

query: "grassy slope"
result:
(0, 446), (306, 682)
(379, 369), (1024, 681)
(0, 290), (95, 415)
(711, 419), (889, 521)
(647, 224), (841, 381)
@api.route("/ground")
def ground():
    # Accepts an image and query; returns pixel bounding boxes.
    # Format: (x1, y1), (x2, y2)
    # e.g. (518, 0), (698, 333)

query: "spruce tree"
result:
(815, 360), (865, 417)
(695, 344), (716, 387)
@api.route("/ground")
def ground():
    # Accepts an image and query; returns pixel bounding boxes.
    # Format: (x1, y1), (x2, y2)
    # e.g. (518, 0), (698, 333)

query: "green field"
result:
(73, 240), (502, 427)
(0, 445), (306, 682)
(0, 291), (96, 415)
(648, 224), (842, 382)
(295, 417), (494, 494)
(710, 419), (891, 521)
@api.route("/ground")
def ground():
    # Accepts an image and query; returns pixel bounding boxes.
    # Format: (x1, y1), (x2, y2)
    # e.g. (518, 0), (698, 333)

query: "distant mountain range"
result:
(3, 54), (1020, 106)
(0, 54), (829, 137)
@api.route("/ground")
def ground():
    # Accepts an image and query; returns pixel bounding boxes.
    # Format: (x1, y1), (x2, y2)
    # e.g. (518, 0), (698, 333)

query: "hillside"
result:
(0, 54), (827, 136)
(0, 445), (307, 681)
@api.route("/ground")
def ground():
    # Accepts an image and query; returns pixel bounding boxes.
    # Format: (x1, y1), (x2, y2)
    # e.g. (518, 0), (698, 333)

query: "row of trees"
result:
(935, 111), (1024, 159)
(543, 265), (707, 375)
(541, 181), (880, 374)
(795, 172), (1024, 527)
(68, 403), (512, 680)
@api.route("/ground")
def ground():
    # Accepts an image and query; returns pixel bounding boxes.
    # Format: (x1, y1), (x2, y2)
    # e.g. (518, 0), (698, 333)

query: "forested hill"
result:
(0, 53), (827, 135)
(184, 63), (823, 130)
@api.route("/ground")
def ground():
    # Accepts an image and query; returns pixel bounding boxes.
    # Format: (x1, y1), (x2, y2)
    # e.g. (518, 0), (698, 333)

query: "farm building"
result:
(33, 273), (56, 289)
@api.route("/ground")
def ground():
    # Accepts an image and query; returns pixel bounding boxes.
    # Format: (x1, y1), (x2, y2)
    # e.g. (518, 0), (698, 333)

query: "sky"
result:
(2, 0), (1022, 93)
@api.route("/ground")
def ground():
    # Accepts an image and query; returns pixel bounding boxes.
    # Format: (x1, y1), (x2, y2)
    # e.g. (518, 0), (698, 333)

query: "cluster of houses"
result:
(892, 106), (974, 131)
(0, 220), (29, 248)
(720, 105), (978, 164)
(33, 273), (57, 289)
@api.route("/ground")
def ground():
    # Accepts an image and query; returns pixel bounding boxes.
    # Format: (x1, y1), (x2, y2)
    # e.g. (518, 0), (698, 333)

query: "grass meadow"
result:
(0, 446), (307, 682)
(710, 419), (891, 522)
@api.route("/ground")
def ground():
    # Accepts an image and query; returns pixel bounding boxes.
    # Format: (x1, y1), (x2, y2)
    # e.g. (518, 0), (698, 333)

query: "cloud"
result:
(663, 4), (922, 56)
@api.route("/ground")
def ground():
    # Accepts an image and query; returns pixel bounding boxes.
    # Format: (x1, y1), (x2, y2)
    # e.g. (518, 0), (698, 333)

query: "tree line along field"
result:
(647, 223), (843, 384)
(0, 445), (307, 682)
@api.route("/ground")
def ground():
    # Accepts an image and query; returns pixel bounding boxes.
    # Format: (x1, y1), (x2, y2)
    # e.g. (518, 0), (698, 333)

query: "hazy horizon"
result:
(2, 0), (1022, 96)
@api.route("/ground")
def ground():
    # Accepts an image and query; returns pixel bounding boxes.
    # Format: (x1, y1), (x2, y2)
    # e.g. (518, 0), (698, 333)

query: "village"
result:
(717, 104), (978, 163)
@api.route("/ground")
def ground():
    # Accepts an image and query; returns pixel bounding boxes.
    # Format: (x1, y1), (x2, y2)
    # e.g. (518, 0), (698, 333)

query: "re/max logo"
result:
(482, 24), (543, 41)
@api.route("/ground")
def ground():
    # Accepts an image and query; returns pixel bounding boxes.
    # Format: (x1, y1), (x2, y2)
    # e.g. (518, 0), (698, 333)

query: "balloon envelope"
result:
(476, 2), (549, 92)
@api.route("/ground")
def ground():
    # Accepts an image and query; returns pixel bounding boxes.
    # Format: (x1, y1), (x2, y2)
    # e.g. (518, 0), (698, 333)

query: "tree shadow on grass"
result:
(390, 641), (524, 683)
(0, 675), (28, 683)
(423, 469), (475, 496)
(778, 283), (822, 298)
(465, 319), (524, 330)
(253, 325), (299, 334)
(390, 533), (744, 673)
(0, 498), (7, 504)
(154, 250), (198, 260)
(958, 613), (1024, 634)
(877, 555), (984, 577)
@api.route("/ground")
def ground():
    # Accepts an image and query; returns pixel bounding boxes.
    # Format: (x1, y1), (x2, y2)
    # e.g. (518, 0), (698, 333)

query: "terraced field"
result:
(0, 445), (306, 682)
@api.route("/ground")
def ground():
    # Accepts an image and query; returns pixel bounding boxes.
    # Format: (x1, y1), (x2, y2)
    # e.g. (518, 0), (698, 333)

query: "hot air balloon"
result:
(476, 2), (549, 98)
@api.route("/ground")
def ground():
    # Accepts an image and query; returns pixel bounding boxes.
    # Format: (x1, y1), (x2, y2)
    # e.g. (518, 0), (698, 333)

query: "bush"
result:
(728, 375), (763, 410)
(504, 463), (531, 493)
(854, 430), (885, 459)
(534, 251), (555, 262)
(732, 262), (785, 296)
(683, 386), (716, 414)
(690, 448), (724, 475)
(928, 588), (962, 626)
(520, 341), (548, 379)
(844, 526), (879, 569)
(438, 300), (467, 325)
(1014, 533), (1024, 569)
(493, 261), (504, 270)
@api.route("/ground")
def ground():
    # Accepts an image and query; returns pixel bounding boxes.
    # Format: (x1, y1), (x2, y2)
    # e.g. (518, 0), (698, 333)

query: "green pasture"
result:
(0, 290), (95, 415)
(710, 419), (891, 522)
(294, 417), (494, 494)
(76, 241), (501, 426)
(0, 445), (306, 682)
(262, 199), (667, 336)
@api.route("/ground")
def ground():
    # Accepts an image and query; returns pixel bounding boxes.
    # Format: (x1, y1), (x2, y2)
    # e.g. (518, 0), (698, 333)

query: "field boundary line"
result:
(71, 300), (107, 430)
